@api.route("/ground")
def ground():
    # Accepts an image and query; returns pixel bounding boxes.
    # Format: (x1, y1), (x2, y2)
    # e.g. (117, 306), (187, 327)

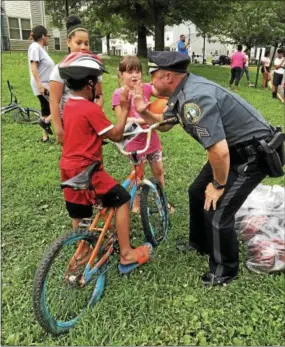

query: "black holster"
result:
(257, 127), (285, 177)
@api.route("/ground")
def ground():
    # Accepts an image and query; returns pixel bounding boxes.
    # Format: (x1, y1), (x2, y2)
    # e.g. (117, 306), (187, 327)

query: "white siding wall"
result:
(3, 1), (31, 19)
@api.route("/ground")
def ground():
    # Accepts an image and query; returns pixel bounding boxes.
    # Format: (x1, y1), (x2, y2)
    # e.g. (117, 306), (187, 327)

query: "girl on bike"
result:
(28, 25), (54, 142)
(58, 52), (152, 274)
(50, 16), (103, 145)
(112, 56), (174, 214)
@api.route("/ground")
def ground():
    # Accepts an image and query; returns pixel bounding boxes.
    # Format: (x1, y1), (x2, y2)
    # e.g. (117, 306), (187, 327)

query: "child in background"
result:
(112, 56), (174, 214)
(50, 16), (104, 146)
(260, 51), (271, 89)
(59, 52), (152, 274)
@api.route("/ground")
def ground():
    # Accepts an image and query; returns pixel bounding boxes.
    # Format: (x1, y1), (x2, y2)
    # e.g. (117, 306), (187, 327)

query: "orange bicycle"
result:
(32, 118), (176, 335)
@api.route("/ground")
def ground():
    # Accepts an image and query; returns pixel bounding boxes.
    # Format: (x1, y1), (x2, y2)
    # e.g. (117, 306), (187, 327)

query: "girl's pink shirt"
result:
(112, 83), (162, 155)
(231, 51), (246, 69)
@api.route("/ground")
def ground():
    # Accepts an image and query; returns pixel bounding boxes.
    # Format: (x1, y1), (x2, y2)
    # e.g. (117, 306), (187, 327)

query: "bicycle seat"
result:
(60, 161), (101, 190)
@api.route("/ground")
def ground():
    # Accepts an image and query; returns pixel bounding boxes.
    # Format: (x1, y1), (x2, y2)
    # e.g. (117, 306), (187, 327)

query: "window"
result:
(21, 19), (31, 40)
(54, 37), (60, 51)
(8, 18), (20, 39)
(8, 17), (31, 40)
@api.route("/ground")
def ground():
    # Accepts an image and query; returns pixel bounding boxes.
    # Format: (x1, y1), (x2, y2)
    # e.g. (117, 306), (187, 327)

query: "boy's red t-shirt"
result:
(60, 96), (114, 170)
(60, 96), (118, 201)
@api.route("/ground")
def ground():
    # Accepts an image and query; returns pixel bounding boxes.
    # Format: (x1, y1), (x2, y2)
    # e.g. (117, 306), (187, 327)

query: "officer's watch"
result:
(212, 179), (226, 189)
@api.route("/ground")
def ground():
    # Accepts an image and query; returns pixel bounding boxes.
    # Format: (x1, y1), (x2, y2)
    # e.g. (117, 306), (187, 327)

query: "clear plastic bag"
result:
(235, 184), (285, 273)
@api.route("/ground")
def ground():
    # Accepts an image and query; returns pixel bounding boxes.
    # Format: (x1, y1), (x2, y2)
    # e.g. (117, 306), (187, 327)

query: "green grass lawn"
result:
(1, 52), (285, 346)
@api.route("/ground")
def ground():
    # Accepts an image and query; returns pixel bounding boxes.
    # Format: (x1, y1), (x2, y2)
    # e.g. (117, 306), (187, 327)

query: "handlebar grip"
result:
(160, 116), (179, 125)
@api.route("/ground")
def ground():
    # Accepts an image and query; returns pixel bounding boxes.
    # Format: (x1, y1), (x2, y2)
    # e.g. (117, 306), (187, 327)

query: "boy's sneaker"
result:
(38, 118), (53, 135)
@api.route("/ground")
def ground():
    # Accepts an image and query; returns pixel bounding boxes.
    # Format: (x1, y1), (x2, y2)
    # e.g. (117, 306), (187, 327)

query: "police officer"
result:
(133, 51), (279, 286)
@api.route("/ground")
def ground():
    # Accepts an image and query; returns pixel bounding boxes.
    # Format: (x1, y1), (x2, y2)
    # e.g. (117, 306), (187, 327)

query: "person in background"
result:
(240, 48), (253, 87)
(28, 25), (54, 142)
(272, 48), (285, 99)
(229, 45), (246, 92)
(260, 51), (271, 89)
(177, 34), (190, 55)
(49, 16), (104, 145)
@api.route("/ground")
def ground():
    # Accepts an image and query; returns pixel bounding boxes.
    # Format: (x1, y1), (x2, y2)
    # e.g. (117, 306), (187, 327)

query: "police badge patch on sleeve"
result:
(183, 103), (201, 124)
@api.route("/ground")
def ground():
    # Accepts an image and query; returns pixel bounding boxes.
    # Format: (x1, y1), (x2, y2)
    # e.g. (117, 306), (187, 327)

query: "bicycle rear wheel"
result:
(13, 108), (41, 124)
(140, 177), (169, 246)
(33, 229), (108, 336)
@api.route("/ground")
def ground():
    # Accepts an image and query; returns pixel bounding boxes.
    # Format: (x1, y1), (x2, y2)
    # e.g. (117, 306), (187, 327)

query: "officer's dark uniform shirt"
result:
(171, 74), (273, 149)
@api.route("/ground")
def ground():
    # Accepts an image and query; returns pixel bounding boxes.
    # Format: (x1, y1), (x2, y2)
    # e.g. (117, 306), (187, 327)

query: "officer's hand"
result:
(204, 183), (224, 211)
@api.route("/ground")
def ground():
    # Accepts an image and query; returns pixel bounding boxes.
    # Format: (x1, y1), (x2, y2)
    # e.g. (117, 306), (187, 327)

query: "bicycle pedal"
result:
(79, 218), (93, 228)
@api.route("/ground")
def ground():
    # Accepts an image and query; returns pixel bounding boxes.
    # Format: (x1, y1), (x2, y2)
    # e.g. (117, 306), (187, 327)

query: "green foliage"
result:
(1, 52), (284, 346)
(210, 1), (285, 48)
(44, 0), (84, 28)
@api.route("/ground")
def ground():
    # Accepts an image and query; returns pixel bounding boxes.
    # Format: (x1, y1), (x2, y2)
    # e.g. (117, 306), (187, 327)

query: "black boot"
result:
(272, 92), (277, 99)
(201, 272), (238, 287)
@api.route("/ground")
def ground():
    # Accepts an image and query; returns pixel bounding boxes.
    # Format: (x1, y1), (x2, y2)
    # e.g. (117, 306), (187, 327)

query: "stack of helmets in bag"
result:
(235, 184), (285, 273)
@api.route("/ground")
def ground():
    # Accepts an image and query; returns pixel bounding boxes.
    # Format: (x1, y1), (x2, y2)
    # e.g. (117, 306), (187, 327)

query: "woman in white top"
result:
(50, 16), (104, 145)
(28, 25), (54, 142)
(260, 51), (271, 89)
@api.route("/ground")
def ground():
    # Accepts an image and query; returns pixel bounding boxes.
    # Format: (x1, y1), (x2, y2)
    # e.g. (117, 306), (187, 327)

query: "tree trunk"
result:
(106, 33), (110, 55)
(154, 12), (165, 51)
(270, 44), (278, 70)
(65, 0), (69, 18)
(137, 24), (147, 57)
(202, 34), (206, 64)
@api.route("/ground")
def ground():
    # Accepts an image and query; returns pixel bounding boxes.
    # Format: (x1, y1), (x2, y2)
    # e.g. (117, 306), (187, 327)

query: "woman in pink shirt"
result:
(229, 45), (246, 92)
(112, 56), (174, 213)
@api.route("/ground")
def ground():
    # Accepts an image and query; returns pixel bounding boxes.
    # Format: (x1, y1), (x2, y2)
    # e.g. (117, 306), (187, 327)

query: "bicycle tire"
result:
(33, 229), (108, 336)
(13, 108), (41, 124)
(25, 108), (41, 124)
(140, 177), (169, 247)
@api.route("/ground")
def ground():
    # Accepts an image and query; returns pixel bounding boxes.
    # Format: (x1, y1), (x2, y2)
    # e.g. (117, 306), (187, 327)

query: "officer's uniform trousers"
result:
(188, 145), (267, 277)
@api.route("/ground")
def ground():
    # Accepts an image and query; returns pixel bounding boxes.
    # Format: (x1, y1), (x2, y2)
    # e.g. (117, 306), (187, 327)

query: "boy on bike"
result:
(58, 52), (152, 273)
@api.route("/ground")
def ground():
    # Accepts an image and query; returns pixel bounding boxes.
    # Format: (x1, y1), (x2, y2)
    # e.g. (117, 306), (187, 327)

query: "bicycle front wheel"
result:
(33, 229), (107, 336)
(140, 177), (169, 246)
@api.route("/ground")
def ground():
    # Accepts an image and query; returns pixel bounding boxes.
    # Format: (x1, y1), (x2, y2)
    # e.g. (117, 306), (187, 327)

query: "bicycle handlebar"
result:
(7, 80), (18, 104)
(114, 116), (178, 156)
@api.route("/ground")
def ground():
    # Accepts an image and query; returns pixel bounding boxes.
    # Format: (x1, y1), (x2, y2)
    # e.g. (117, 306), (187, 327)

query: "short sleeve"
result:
(182, 94), (225, 149)
(112, 88), (122, 109)
(87, 103), (114, 136)
(50, 64), (64, 84)
(28, 43), (40, 63)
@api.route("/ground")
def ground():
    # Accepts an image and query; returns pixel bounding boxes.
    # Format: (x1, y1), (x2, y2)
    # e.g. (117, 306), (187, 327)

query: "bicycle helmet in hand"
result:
(58, 52), (108, 80)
